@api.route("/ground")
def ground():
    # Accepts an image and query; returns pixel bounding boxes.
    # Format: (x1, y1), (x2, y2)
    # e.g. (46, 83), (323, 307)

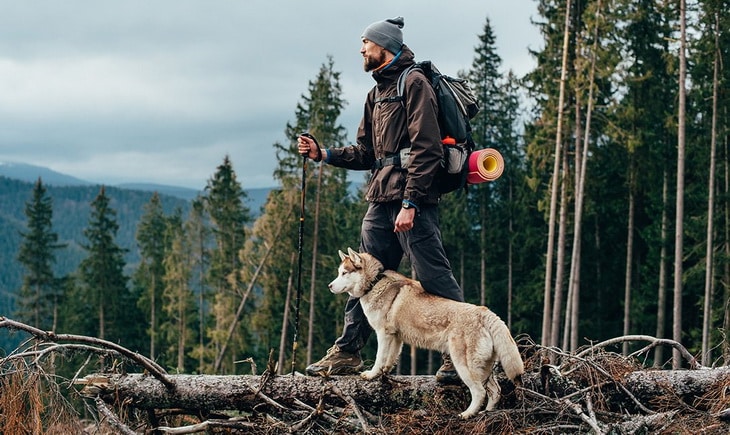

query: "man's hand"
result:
(297, 135), (322, 160)
(394, 207), (416, 232)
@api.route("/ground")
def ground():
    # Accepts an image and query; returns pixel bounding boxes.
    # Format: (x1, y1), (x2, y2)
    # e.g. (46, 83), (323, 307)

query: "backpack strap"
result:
(374, 62), (427, 105)
(374, 95), (404, 104)
(396, 63), (420, 98)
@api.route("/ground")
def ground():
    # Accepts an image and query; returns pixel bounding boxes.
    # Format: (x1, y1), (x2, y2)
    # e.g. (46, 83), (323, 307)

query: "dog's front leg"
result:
(361, 331), (397, 380)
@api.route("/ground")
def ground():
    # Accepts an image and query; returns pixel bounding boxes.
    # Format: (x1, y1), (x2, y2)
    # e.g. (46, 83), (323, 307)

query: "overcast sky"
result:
(0, 0), (541, 190)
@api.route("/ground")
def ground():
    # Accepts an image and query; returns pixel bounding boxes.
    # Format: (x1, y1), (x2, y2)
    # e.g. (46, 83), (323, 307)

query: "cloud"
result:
(0, 0), (540, 190)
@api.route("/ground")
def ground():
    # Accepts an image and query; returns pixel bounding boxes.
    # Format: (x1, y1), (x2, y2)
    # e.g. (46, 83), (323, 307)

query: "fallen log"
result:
(623, 367), (730, 399)
(85, 366), (730, 415)
(88, 373), (475, 413)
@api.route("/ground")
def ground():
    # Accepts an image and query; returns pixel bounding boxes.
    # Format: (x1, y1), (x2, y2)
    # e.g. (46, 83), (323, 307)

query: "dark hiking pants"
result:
(334, 201), (464, 353)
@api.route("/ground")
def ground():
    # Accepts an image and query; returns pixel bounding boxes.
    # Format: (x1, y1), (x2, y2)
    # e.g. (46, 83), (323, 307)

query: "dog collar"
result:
(366, 270), (387, 293)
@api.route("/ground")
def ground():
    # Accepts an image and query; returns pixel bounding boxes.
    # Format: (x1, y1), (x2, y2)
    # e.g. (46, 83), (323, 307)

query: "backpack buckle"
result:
(372, 147), (412, 170)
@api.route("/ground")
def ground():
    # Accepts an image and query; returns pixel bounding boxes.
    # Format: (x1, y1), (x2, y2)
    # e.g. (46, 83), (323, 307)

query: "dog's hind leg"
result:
(483, 373), (501, 411)
(456, 372), (486, 418)
(450, 349), (487, 419)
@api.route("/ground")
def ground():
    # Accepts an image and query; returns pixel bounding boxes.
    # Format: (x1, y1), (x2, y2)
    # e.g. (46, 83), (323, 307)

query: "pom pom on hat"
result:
(362, 17), (404, 54)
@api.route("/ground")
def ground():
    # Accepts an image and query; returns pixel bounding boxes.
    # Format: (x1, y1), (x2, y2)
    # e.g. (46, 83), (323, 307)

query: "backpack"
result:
(396, 61), (480, 194)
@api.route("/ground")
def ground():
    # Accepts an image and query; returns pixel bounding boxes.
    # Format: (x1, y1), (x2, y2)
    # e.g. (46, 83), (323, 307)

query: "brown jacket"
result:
(325, 46), (442, 207)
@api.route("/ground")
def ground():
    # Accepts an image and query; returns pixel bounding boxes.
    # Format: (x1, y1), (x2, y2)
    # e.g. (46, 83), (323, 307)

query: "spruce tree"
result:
(133, 192), (169, 360)
(161, 210), (197, 373)
(204, 156), (251, 373)
(77, 186), (134, 344)
(16, 178), (65, 331)
(467, 16), (504, 308)
(185, 197), (213, 373)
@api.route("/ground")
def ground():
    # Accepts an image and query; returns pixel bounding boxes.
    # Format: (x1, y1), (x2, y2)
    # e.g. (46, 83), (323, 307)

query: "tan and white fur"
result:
(329, 248), (524, 418)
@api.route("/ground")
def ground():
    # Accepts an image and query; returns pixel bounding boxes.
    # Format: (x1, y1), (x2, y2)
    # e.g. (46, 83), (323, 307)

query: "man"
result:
(297, 16), (464, 383)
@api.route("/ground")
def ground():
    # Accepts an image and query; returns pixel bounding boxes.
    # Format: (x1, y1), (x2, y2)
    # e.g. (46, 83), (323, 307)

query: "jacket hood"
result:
(372, 45), (415, 84)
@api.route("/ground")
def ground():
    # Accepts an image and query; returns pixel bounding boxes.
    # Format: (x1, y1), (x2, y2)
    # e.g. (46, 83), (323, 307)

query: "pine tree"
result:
(161, 210), (198, 373)
(204, 156), (251, 373)
(134, 192), (169, 360)
(452, 16), (504, 309)
(77, 186), (136, 345)
(16, 178), (65, 331)
(185, 197), (213, 373)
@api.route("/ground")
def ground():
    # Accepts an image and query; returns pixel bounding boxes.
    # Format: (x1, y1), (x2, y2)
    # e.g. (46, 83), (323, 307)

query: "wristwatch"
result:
(402, 200), (415, 210)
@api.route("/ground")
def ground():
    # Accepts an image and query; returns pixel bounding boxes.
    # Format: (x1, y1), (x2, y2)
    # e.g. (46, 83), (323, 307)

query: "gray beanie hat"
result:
(362, 16), (404, 54)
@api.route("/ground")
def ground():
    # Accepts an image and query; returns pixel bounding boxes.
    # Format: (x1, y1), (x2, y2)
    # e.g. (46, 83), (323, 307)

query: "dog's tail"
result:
(485, 311), (524, 383)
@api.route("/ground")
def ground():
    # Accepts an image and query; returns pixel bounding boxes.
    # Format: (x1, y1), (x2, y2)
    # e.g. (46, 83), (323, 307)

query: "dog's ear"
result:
(347, 247), (363, 268)
(338, 250), (347, 261)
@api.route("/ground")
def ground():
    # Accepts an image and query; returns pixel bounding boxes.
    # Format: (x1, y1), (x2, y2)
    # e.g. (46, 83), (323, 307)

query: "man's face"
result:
(361, 38), (388, 72)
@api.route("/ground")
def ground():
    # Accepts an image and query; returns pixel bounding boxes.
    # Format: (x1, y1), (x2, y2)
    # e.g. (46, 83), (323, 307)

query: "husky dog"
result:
(329, 248), (524, 418)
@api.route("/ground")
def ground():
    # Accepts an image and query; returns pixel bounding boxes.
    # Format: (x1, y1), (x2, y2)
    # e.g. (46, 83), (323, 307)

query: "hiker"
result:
(297, 16), (464, 383)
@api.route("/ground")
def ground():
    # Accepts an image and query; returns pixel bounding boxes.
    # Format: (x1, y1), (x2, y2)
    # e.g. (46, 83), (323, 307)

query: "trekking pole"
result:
(291, 132), (317, 374)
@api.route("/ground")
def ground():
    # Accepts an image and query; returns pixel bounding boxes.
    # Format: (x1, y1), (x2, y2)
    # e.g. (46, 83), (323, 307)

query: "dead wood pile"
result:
(2, 317), (729, 434)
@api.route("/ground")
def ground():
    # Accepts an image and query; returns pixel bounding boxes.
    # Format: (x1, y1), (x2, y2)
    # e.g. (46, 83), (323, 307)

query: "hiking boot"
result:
(435, 353), (461, 384)
(305, 346), (363, 376)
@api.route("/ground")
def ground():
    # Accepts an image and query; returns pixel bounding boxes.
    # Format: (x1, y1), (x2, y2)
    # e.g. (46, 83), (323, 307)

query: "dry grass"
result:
(0, 361), (85, 435)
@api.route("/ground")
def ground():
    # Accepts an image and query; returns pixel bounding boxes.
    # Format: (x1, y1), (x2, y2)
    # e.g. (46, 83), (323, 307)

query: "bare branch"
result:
(94, 396), (138, 435)
(0, 316), (174, 388)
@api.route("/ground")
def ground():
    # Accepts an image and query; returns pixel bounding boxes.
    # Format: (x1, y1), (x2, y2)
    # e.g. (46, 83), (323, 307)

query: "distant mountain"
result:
(0, 161), (93, 186)
(0, 161), (273, 211)
(117, 183), (203, 201)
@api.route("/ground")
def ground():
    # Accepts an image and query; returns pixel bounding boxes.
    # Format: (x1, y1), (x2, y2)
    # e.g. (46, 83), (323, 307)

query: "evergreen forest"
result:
(2, 0), (729, 382)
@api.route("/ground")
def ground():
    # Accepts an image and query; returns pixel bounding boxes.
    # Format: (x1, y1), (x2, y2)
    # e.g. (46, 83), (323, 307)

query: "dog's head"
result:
(328, 247), (381, 298)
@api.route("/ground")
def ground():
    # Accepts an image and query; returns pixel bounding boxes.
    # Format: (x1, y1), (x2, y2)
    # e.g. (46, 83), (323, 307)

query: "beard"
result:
(363, 48), (388, 72)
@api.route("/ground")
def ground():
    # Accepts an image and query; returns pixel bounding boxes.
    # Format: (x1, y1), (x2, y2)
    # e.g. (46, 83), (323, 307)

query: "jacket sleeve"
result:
(324, 88), (376, 171)
(402, 72), (442, 206)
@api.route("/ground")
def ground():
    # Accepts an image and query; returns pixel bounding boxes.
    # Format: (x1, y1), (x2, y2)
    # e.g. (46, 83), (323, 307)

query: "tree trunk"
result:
(702, 8), (720, 366)
(150, 275), (156, 361)
(725, 98), (730, 363)
(655, 167), (669, 366)
(624, 170), (635, 355)
(278, 253), (296, 375)
(507, 180), (514, 329)
(542, 0), (573, 347)
(673, 0), (687, 370)
(569, 0), (601, 353)
(480, 200), (487, 306)
(557, 149), (569, 349)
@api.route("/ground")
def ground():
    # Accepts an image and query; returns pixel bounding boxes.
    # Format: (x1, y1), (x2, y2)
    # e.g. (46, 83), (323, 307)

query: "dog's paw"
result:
(360, 370), (379, 380)
(458, 409), (479, 419)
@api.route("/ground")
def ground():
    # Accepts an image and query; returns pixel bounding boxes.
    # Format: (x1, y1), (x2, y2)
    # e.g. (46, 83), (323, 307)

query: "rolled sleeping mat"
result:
(467, 148), (504, 185)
